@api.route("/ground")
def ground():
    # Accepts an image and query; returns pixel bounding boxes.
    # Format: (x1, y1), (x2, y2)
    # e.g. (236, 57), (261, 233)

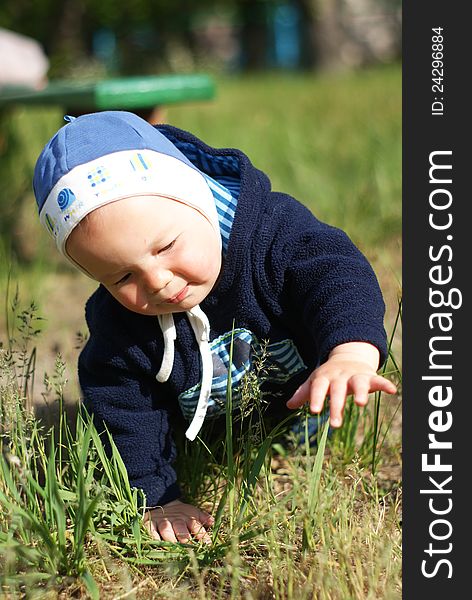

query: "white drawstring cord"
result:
(155, 306), (214, 441)
(184, 306), (213, 441)
(156, 313), (177, 382)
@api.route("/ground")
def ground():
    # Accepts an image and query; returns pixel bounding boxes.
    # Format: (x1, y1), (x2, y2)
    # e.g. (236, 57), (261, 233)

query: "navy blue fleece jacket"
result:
(78, 124), (388, 507)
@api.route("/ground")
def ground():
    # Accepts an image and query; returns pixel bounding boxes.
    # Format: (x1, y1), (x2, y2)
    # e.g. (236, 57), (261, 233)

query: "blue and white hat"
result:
(33, 111), (221, 258)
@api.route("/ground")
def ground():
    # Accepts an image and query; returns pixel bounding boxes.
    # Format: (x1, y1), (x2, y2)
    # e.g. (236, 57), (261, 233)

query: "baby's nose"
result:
(143, 268), (172, 293)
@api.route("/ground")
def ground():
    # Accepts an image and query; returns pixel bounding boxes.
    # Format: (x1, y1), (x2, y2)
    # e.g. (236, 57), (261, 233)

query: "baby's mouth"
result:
(166, 285), (189, 304)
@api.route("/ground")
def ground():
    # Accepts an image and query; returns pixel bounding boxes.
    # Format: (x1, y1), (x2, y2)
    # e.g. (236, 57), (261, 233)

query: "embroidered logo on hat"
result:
(87, 166), (111, 189)
(44, 213), (57, 236)
(57, 188), (76, 211)
(129, 152), (150, 173)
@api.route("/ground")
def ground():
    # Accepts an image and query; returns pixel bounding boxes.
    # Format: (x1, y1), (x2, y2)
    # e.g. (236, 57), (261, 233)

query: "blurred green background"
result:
(0, 0), (401, 76)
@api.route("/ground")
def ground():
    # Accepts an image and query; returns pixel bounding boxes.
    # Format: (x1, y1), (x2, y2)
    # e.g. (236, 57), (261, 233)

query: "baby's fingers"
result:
(286, 379), (311, 409)
(327, 379), (348, 428)
(144, 516), (161, 540)
(159, 518), (195, 544)
(308, 375), (330, 414)
(172, 519), (196, 544)
(287, 376), (331, 411)
(198, 509), (215, 528)
(350, 373), (397, 408)
(366, 375), (397, 396)
(188, 518), (212, 544)
(350, 374), (371, 408)
(157, 518), (179, 543)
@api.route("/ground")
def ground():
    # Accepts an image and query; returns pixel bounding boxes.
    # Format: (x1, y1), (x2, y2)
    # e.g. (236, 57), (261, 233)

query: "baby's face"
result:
(66, 195), (222, 316)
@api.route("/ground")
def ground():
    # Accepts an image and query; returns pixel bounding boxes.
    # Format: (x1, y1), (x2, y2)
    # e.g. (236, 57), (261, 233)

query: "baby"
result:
(33, 111), (396, 544)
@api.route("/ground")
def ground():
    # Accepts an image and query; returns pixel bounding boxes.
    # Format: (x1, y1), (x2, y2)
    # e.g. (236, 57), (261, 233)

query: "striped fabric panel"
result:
(178, 371), (247, 420)
(215, 175), (241, 198)
(180, 329), (253, 400)
(262, 339), (306, 383)
(174, 141), (240, 176)
(205, 174), (239, 255)
(199, 153), (240, 176)
(178, 333), (307, 421)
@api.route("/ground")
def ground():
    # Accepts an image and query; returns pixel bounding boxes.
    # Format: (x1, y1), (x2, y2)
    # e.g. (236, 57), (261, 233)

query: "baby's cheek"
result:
(108, 285), (146, 314)
(182, 246), (219, 279)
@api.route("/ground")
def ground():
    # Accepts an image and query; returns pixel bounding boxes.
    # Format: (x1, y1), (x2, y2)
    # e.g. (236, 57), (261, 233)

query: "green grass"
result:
(0, 293), (402, 598)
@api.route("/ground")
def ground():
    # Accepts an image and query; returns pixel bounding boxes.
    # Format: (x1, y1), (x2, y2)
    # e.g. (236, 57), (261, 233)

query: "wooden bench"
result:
(0, 73), (216, 122)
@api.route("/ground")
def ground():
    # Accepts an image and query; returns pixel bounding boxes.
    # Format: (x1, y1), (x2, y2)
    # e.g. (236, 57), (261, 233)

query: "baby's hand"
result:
(286, 342), (397, 428)
(144, 499), (214, 544)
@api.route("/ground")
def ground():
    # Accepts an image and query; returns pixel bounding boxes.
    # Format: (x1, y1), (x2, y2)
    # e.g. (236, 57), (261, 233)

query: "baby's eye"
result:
(158, 239), (176, 254)
(114, 273), (131, 285)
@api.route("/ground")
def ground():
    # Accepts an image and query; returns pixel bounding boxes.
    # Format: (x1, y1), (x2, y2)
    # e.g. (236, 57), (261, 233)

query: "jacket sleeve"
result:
(268, 193), (389, 366)
(78, 288), (181, 508)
